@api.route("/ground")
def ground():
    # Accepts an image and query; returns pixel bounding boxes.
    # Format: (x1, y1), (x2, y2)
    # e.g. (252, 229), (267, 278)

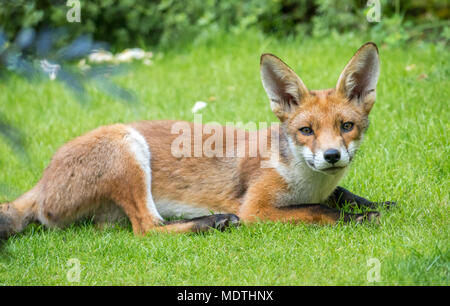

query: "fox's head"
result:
(261, 43), (380, 174)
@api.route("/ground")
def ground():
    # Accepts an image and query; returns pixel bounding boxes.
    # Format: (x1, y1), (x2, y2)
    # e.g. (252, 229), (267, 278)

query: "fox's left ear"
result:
(336, 42), (380, 114)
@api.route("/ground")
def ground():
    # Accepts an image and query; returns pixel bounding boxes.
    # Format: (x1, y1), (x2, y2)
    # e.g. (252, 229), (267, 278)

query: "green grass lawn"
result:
(0, 32), (448, 285)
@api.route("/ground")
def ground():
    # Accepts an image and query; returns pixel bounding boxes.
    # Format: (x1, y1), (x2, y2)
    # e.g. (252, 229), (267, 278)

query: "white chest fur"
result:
(276, 161), (345, 205)
(272, 147), (346, 206)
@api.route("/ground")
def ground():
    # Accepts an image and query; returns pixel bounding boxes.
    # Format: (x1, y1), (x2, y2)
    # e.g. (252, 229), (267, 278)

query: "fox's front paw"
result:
(193, 214), (240, 232)
(354, 211), (380, 223)
(380, 201), (397, 209)
(344, 211), (380, 224)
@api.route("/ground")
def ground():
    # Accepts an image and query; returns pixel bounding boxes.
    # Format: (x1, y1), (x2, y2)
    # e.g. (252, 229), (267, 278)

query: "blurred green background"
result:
(1, 0), (449, 49)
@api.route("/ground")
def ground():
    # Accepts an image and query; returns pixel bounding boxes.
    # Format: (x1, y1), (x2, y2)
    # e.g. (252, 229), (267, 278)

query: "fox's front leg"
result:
(327, 186), (396, 210)
(240, 202), (379, 225)
(238, 178), (379, 225)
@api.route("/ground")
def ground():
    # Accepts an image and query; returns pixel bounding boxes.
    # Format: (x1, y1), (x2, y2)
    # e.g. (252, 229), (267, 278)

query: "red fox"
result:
(0, 42), (394, 238)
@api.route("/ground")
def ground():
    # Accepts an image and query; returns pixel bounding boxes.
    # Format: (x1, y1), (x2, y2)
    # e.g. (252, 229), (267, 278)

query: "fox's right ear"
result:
(260, 54), (309, 121)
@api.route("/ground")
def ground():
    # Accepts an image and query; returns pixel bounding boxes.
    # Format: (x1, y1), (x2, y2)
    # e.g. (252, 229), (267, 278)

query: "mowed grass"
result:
(0, 32), (448, 285)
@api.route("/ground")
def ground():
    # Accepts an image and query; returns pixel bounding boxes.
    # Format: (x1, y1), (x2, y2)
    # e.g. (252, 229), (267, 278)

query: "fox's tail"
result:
(0, 187), (38, 239)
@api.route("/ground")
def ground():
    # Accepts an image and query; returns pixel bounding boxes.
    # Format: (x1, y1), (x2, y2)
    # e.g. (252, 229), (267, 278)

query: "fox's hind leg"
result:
(93, 127), (163, 235)
(1, 125), (165, 237)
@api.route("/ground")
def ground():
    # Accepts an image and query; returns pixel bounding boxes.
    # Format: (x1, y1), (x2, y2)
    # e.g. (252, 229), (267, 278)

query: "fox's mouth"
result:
(323, 166), (346, 171)
(306, 160), (346, 174)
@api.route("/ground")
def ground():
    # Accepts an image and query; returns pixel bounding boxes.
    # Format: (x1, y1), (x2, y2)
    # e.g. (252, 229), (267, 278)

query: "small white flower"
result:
(88, 50), (114, 63)
(191, 101), (207, 113)
(77, 58), (91, 71)
(115, 48), (146, 62)
(40, 59), (61, 81)
(128, 48), (146, 59)
(405, 64), (416, 71)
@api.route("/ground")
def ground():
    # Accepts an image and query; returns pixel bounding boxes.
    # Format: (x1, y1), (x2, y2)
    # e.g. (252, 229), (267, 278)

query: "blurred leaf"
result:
(0, 30), (7, 51)
(93, 77), (137, 104)
(0, 26), (138, 157)
(0, 114), (27, 159)
(14, 28), (35, 50)
(57, 66), (88, 103)
(85, 63), (131, 78)
(4, 51), (39, 80)
(35, 28), (53, 57)
(56, 35), (93, 61)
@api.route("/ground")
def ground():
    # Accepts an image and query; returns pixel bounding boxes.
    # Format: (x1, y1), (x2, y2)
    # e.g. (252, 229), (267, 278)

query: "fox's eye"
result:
(341, 122), (354, 132)
(299, 127), (313, 136)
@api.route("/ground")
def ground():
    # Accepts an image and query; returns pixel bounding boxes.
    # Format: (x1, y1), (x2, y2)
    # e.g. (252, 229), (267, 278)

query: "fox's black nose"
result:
(324, 149), (340, 164)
